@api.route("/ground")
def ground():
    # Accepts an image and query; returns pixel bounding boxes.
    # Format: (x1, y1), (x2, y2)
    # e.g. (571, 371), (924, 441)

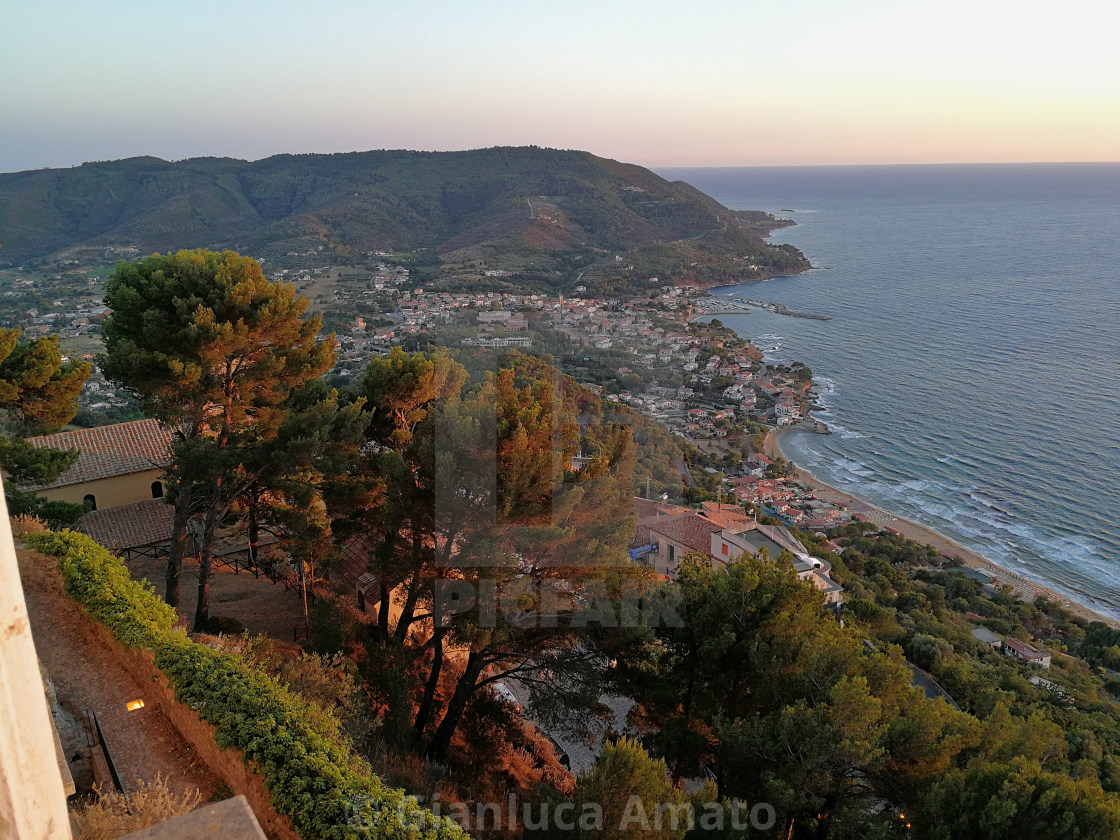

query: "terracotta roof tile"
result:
(1003, 638), (1048, 660)
(633, 497), (691, 518)
(699, 502), (749, 527)
(79, 499), (175, 552)
(646, 513), (722, 556)
(23, 419), (174, 490)
(341, 533), (377, 585)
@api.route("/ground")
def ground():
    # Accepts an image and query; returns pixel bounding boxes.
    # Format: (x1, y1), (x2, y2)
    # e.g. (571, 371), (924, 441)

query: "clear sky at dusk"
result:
(3, 0), (1117, 173)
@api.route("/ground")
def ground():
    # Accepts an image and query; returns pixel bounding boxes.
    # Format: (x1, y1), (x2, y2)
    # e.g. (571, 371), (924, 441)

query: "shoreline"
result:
(764, 429), (1117, 628)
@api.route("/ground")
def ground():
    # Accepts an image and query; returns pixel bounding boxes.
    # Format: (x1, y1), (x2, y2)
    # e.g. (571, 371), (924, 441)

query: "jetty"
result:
(697, 295), (831, 321)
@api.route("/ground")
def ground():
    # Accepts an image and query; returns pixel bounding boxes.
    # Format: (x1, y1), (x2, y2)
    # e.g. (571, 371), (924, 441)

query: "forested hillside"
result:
(0, 147), (809, 291)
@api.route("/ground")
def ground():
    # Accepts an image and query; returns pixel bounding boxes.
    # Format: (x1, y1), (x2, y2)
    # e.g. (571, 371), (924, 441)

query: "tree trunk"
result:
(194, 364), (233, 632)
(247, 484), (260, 575)
(193, 549), (212, 633)
(414, 626), (446, 736)
(165, 474), (193, 608)
(192, 494), (222, 633)
(394, 568), (424, 646)
(683, 643), (698, 721)
(426, 649), (485, 760)
(376, 578), (391, 641)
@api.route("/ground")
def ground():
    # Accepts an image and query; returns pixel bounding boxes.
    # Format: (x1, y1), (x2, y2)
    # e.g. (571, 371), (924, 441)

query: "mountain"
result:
(0, 147), (809, 292)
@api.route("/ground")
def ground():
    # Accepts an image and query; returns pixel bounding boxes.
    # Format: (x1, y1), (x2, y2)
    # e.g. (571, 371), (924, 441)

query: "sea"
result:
(657, 163), (1120, 620)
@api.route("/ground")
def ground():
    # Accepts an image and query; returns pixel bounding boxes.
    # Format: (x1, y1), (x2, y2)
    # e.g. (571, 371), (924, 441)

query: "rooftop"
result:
(972, 626), (1003, 645)
(646, 513), (723, 555)
(79, 499), (175, 552)
(23, 419), (173, 490)
(1003, 637), (1049, 659)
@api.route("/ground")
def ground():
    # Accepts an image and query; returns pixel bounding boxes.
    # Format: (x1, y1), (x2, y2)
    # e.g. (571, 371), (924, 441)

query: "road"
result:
(908, 665), (960, 710)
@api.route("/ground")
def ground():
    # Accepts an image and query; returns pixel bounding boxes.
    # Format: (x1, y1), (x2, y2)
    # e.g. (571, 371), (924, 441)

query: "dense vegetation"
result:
(18, 247), (1120, 839)
(101, 249), (342, 627)
(0, 147), (808, 294)
(0, 326), (90, 522)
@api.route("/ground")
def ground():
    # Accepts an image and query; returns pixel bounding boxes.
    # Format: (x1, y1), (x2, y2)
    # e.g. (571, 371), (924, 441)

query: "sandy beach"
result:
(764, 430), (1116, 627)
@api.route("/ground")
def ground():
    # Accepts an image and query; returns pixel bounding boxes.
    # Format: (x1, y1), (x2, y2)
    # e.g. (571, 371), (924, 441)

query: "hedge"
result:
(28, 531), (469, 840)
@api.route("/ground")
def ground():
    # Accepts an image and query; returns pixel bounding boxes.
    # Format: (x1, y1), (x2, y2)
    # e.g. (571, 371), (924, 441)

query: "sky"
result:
(2, 0), (1118, 173)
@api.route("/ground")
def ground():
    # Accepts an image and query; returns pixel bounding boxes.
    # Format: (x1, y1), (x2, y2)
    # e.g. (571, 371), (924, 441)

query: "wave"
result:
(967, 492), (1013, 516)
(829, 456), (875, 478)
(713, 179), (1120, 618)
(813, 414), (865, 439)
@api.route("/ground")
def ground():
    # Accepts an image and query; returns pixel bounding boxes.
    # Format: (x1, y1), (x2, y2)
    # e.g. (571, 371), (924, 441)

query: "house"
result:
(1002, 638), (1052, 669)
(712, 521), (844, 606)
(971, 626), (1003, 650)
(698, 501), (749, 528)
(745, 454), (771, 477)
(20, 419), (173, 511)
(643, 513), (723, 577)
(17, 419), (177, 559)
(78, 499), (177, 561)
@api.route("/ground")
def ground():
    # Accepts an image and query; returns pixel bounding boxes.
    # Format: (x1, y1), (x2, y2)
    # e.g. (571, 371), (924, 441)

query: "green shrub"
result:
(27, 530), (176, 649)
(28, 530), (468, 840)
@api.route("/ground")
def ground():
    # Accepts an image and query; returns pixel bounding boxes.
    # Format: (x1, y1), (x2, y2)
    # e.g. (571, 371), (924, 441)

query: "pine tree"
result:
(102, 249), (335, 617)
(0, 328), (89, 485)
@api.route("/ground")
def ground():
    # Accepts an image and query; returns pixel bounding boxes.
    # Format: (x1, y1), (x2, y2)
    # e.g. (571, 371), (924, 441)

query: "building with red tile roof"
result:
(19, 419), (173, 511)
(77, 499), (174, 559)
(643, 513), (724, 576)
(1002, 637), (1052, 669)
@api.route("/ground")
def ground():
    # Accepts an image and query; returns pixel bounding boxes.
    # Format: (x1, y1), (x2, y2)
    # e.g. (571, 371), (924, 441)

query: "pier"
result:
(697, 295), (831, 321)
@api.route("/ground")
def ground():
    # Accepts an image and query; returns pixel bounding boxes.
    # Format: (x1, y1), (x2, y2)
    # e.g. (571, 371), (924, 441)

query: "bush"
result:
(905, 633), (953, 671)
(28, 530), (469, 840)
(6, 487), (90, 529)
(9, 513), (48, 537)
(70, 774), (201, 840)
(27, 530), (177, 649)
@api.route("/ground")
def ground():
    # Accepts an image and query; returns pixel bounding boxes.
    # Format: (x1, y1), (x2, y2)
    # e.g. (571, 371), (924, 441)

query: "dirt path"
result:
(128, 552), (309, 651)
(17, 545), (219, 801)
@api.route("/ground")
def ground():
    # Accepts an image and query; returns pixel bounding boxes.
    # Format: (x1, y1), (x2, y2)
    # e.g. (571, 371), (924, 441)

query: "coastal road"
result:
(908, 665), (960, 710)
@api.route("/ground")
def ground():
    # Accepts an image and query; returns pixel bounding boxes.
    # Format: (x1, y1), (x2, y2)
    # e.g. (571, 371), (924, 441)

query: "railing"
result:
(84, 709), (125, 794)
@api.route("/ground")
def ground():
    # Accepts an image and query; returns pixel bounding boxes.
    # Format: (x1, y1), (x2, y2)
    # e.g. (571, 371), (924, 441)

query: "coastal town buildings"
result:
(971, 627), (1052, 668)
(1002, 637), (1052, 669)
(630, 497), (844, 606)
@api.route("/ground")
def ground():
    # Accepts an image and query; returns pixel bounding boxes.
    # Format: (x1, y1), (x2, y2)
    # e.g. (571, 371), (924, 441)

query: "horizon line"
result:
(3, 149), (1120, 177)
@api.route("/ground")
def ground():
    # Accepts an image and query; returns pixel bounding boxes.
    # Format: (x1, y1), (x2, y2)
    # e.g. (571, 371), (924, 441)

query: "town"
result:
(2, 254), (852, 536)
(6, 247), (1115, 840)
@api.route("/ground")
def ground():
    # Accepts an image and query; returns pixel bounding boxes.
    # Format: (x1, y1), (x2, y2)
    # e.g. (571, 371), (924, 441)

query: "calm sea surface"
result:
(658, 164), (1120, 619)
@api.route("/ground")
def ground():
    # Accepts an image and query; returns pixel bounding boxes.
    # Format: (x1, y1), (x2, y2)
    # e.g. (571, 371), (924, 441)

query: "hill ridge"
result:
(0, 146), (809, 292)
